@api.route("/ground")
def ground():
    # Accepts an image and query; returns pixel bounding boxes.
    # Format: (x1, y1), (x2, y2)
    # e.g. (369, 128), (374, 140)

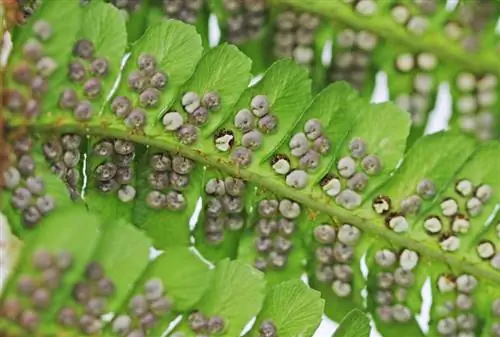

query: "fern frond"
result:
(3, 2), (500, 337)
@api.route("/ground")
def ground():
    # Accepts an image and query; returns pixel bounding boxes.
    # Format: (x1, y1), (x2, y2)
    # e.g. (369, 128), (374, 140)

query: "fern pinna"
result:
(1, 1), (500, 337)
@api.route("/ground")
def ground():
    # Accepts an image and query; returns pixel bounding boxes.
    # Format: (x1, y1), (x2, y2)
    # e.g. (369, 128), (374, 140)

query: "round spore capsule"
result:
(12, 187), (32, 210)
(202, 91), (220, 111)
(139, 88), (160, 108)
(111, 96), (132, 118)
(177, 124), (198, 145)
(189, 106), (209, 125)
(150, 71), (168, 89)
(137, 53), (157, 75)
(32, 20), (51, 38)
(83, 78), (102, 99)
(3, 167), (21, 189)
(125, 108), (147, 128)
(128, 71), (147, 92)
(90, 58), (109, 77)
(85, 262), (104, 281)
(73, 100), (93, 121)
(73, 39), (95, 59)
(68, 61), (86, 82)
(250, 95), (270, 117)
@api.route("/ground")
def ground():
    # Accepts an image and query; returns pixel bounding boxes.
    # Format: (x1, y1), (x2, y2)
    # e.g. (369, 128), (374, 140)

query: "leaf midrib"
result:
(14, 119), (500, 285)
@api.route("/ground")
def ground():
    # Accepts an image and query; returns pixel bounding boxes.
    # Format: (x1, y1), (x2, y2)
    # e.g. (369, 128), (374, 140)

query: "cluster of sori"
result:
(112, 0), (143, 12)
(343, 0), (377, 16)
(372, 248), (419, 323)
(42, 133), (83, 198)
(0, 249), (73, 332)
(435, 273), (479, 336)
(92, 138), (137, 203)
(490, 298), (500, 336)
(110, 278), (173, 337)
(271, 119), (330, 189)
(172, 310), (226, 336)
(162, 0), (204, 25)
(203, 177), (246, 244)
(450, 1), (496, 52)
(222, 0), (268, 44)
(5, 19), (55, 118)
(393, 52), (438, 126)
(163, 91), (220, 145)
(2, 135), (56, 228)
(390, 0), (438, 36)
(455, 72), (498, 141)
(372, 178), (437, 234)
(230, 94), (277, 165)
(329, 28), (378, 91)
(436, 179), (492, 252)
(60, 39), (110, 121)
(112, 53), (168, 129)
(58, 261), (115, 334)
(143, 151), (194, 211)
(313, 223), (361, 298)
(321, 137), (381, 210)
(252, 198), (300, 271)
(273, 10), (321, 69)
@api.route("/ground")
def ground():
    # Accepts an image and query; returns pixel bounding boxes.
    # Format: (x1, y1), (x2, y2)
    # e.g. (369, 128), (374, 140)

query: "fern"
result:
(13, 0), (500, 140)
(2, 1), (500, 337)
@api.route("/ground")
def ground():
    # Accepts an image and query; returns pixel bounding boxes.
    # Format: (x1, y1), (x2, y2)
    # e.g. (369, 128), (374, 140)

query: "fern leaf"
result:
(169, 259), (266, 336)
(246, 279), (324, 337)
(0, 206), (101, 335)
(332, 308), (370, 337)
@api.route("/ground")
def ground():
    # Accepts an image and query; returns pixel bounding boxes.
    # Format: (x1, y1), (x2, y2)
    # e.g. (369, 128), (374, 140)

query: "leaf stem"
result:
(276, 0), (500, 75)
(20, 120), (500, 285)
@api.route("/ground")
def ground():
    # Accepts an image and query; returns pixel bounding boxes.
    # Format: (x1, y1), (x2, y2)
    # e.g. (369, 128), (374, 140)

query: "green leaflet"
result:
(195, 259), (266, 336)
(177, 44), (253, 137)
(84, 137), (141, 224)
(6, 0), (82, 121)
(83, 219), (151, 312)
(348, 102), (411, 204)
(1, 151), (74, 237)
(81, 1), (127, 103)
(365, 241), (426, 337)
(44, 1), (127, 120)
(414, 142), (500, 255)
(109, 19), (203, 130)
(357, 131), (477, 226)
(268, 82), (363, 189)
(132, 148), (205, 248)
(107, 247), (212, 337)
(47, 218), (150, 337)
(428, 262), (485, 337)
(306, 214), (368, 322)
(332, 309), (371, 337)
(170, 259), (266, 337)
(246, 279), (324, 337)
(237, 189), (308, 286)
(0, 206), (101, 335)
(193, 169), (252, 262)
(215, 59), (312, 164)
